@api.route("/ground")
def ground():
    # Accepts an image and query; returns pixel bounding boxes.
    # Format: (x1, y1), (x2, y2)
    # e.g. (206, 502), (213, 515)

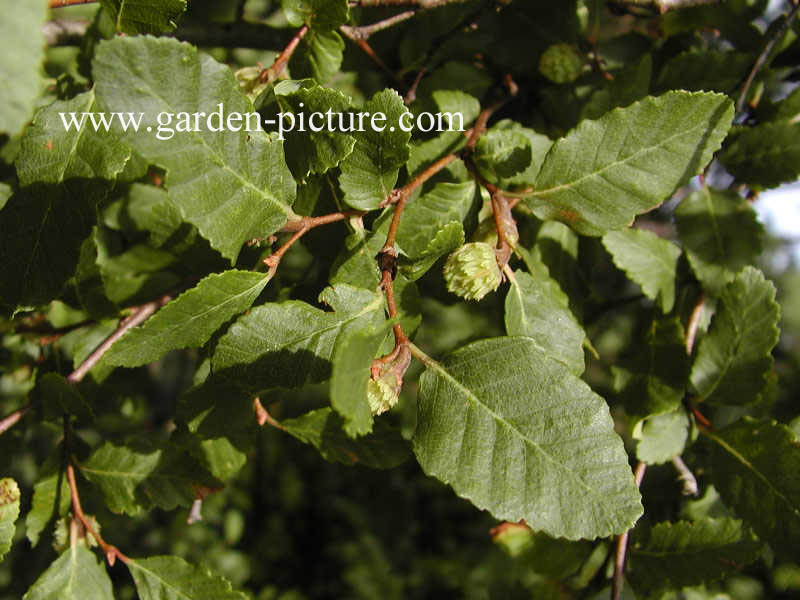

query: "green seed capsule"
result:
(539, 44), (585, 84)
(443, 242), (502, 301)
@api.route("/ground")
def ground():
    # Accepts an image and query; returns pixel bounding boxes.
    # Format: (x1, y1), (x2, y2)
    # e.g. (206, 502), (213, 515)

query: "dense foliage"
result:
(2, 0), (800, 598)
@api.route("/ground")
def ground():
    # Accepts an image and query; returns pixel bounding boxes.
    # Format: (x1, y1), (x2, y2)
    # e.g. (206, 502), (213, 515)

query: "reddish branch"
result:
(612, 462), (647, 600)
(260, 25), (308, 83)
(49, 0), (97, 7)
(0, 405), (32, 436)
(66, 460), (129, 565)
(67, 296), (171, 384)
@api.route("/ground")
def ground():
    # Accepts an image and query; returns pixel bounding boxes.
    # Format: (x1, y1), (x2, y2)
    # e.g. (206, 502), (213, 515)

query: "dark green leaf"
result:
(212, 284), (385, 392)
(413, 336), (642, 540)
(23, 545), (114, 600)
(602, 228), (682, 313)
(282, 0), (349, 30)
(35, 372), (94, 422)
(340, 89), (412, 210)
(330, 319), (393, 437)
(25, 469), (70, 548)
(103, 270), (269, 368)
(275, 80), (355, 178)
(94, 36), (297, 262)
(0, 182), (102, 309)
(675, 187), (764, 295)
(528, 91), (733, 235)
(99, 0), (186, 34)
(720, 122), (800, 188)
(629, 518), (761, 598)
(127, 555), (247, 600)
(690, 267), (779, 405)
(283, 408), (410, 468)
(504, 270), (585, 375)
(706, 417), (800, 561)
(16, 90), (131, 186)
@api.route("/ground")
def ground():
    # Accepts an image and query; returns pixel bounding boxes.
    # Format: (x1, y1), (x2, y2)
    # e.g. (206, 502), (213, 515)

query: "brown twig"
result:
(340, 11), (416, 40)
(612, 462), (647, 600)
(66, 296), (171, 384)
(66, 461), (129, 565)
(260, 25), (308, 83)
(0, 405), (32, 436)
(253, 397), (286, 430)
(685, 293), (706, 355)
(736, 0), (800, 113)
(49, 0), (97, 7)
(266, 211), (363, 272)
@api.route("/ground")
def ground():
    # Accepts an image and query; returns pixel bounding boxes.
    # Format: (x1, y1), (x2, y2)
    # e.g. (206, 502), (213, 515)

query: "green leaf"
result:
(527, 91), (733, 235)
(706, 417), (800, 561)
(602, 228), (682, 313)
(720, 121), (800, 188)
(103, 270), (269, 368)
(282, 0), (349, 29)
(93, 36), (297, 263)
(23, 545), (114, 600)
(17, 90), (131, 186)
(406, 90), (479, 177)
(399, 222), (464, 282)
(0, 0), (47, 136)
(635, 408), (690, 465)
(581, 54), (652, 121)
(35, 373), (94, 423)
(26, 470), (71, 547)
(490, 121), (554, 189)
(0, 182), (103, 309)
(80, 440), (217, 516)
(275, 80), (355, 178)
(339, 89), (412, 210)
(504, 270), (585, 376)
(628, 518), (761, 598)
(656, 50), (753, 95)
(127, 555), (247, 600)
(675, 187), (764, 295)
(396, 180), (476, 258)
(290, 28), (344, 84)
(212, 284), (385, 392)
(690, 267), (779, 405)
(0, 478), (20, 563)
(413, 336), (642, 540)
(0, 183), (11, 212)
(99, 0), (186, 34)
(474, 127), (533, 182)
(330, 320), (393, 437)
(283, 408), (410, 468)
(616, 317), (689, 423)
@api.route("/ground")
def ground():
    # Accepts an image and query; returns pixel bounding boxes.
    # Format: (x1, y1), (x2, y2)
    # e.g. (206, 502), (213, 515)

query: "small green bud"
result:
(538, 44), (585, 84)
(367, 376), (399, 416)
(443, 242), (502, 301)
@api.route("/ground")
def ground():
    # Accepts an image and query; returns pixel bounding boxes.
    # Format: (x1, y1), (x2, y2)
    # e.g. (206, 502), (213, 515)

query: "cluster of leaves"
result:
(2, 0), (800, 598)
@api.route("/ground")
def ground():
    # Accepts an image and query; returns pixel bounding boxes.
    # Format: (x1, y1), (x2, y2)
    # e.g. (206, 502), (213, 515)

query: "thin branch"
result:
(64, 420), (130, 566)
(260, 25), (308, 83)
(612, 462), (647, 600)
(253, 397), (286, 430)
(340, 10), (416, 40)
(671, 455), (699, 496)
(685, 293), (706, 355)
(355, 0), (468, 7)
(0, 405), (32, 436)
(265, 211), (362, 272)
(66, 296), (171, 384)
(49, 0), (96, 7)
(736, 0), (800, 113)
